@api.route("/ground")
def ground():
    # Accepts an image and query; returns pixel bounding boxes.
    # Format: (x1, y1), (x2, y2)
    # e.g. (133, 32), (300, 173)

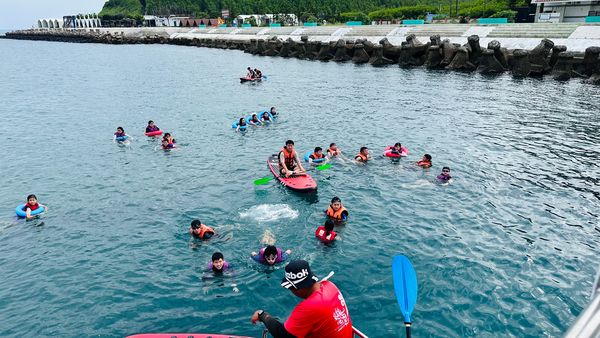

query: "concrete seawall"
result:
(3, 24), (600, 84)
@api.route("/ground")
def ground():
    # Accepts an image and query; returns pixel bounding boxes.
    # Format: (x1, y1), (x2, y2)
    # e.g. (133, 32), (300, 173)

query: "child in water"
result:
(269, 107), (278, 118)
(189, 219), (215, 239)
(22, 194), (48, 219)
(260, 112), (272, 124)
(437, 167), (452, 182)
(146, 120), (160, 133)
(161, 139), (175, 150)
(325, 196), (348, 223)
(355, 147), (370, 163)
(315, 219), (337, 244)
(251, 245), (291, 266)
(417, 154), (432, 168)
(308, 147), (327, 164)
(113, 127), (129, 142)
(248, 114), (262, 127)
(236, 117), (248, 132)
(390, 142), (405, 156)
(163, 133), (175, 144)
(207, 252), (230, 273)
(327, 143), (342, 157)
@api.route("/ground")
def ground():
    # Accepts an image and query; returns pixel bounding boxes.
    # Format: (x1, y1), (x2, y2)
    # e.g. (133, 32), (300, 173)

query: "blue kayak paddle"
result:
(392, 255), (418, 338)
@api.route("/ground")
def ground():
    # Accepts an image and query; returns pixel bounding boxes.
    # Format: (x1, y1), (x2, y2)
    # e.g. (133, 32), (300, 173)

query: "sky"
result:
(0, 0), (107, 29)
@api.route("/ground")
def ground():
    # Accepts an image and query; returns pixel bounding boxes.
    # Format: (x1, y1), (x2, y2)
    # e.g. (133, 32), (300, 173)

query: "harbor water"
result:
(0, 38), (599, 337)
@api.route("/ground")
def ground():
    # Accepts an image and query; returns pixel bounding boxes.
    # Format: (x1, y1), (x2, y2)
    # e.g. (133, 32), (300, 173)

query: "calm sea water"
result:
(0, 38), (599, 338)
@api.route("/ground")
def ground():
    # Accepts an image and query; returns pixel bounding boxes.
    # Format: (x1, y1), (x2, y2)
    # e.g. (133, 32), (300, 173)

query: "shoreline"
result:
(3, 26), (599, 84)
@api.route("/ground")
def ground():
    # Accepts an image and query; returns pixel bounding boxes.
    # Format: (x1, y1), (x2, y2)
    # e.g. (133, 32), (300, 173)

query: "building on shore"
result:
(36, 15), (101, 29)
(234, 14), (298, 26)
(533, 0), (600, 22)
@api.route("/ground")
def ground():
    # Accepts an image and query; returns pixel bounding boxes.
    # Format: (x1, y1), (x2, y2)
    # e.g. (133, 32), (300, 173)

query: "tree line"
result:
(99, 0), (528, 23)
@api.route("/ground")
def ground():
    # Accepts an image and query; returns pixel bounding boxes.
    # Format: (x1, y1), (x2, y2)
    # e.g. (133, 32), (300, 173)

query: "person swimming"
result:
(437, 166), (452, 182)
(308, 147), (327, 164)
(146, 120), (160, 133)
(236, 117), (248, 132)
(261, 112), (272, 123)
(21, 194), (48, 219)
(207, 252), (230, 273)
(327, 143), (342, 157)
(325, 196), (348, 223)
(355, 146), (370, 163)
(249, 113), (262, 126)
(315, 219), (337, 244)
(190, 219), (215, 239)
(113, 127), (129, 143)
(251, 245), (291, 266)
(416, 154), (432, 168)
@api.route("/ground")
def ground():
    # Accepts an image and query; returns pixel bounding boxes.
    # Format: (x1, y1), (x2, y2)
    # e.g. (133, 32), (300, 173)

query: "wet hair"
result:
(285, 140), (294, 146)
(164, 133), (171, 138)
(212, 252), (224, 262)
(263, 245), (278, 258)
(442, 166), (450, 171)
(117, 126), (124, 132)
(148, 120), (154, 124)
(360, 146), (368, 153)
(424, 154), (432, 161)
(247, 67), (251, 70)
(324, 219), (335, 235)
(239, 117), (246, 124)
(314, 147), (322, 153)
(191, 219), (201, 229)
(331, 196), (341, 204)
(26, 194), (37, 201)
(394, 142), (402, 147)
(330, 143), (336, 147)
(270, 107), (275, 111)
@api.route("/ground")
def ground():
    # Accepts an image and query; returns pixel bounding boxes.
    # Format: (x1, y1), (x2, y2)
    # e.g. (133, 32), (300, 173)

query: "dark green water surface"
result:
(0, 39), (599, 337)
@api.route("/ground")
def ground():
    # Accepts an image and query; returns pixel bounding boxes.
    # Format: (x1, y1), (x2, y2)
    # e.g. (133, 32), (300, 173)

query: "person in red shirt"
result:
(251, 260), (353, 338)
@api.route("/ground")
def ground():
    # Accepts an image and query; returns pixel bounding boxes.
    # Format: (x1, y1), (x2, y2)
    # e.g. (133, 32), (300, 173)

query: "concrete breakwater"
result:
(4, 27), (600, 84)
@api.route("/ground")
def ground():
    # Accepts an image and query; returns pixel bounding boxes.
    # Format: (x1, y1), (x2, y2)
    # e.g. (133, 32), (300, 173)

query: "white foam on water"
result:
(239, 204), (299, 223)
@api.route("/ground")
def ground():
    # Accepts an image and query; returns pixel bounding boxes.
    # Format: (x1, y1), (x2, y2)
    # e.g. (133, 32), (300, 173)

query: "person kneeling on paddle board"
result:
(279, 140), (306, 177)
(251, 260), (353, 338)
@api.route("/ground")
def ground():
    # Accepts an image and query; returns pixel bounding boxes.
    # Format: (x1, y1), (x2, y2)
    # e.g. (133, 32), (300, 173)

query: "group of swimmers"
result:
(189, 195), (349, 275)
(113, 120), (177, 150)
(245, 67), (263, 79)
(277, 139), (453, 182)
(235, 107), (278, 132)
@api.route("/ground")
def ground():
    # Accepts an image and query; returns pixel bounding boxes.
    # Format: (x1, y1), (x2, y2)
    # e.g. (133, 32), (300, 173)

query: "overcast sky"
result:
(0, 0), (107, 29)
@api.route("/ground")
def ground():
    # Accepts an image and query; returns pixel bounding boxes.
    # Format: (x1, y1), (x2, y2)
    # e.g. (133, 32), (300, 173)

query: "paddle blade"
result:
(392, 255), (418, 323)
(316, 163), (332, 170)
(254, 177), (273, 185)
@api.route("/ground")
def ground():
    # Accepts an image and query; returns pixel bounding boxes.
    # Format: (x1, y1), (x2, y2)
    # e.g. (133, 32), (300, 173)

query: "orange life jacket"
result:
(328, 148), (340, 156)
(326, 205), (348, 221)
(417, 160), (432, 168)
(192, 224), (214, 239)
(355, 153), (368, 162)
(279, 147), (297, 169)
(310, 152), (324, 160)
(315, 226), (337, 243)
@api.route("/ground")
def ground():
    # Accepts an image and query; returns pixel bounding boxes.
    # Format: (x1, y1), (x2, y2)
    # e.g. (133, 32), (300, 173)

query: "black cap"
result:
(281, 260), (318, 290)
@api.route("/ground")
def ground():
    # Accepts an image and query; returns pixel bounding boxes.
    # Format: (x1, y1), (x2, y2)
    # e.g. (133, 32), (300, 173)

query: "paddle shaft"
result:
(405, 322), (411, 338)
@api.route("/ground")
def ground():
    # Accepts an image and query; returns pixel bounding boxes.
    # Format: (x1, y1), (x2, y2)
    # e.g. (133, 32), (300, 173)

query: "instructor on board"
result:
(251, 260), (353, 337)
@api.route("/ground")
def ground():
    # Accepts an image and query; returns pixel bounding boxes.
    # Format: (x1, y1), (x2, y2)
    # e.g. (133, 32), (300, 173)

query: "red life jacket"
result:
(23, 202), (39, 211)
(315, 226), (337, 243)
(279, 147), (297, 169)
(326, 205), (348, 221)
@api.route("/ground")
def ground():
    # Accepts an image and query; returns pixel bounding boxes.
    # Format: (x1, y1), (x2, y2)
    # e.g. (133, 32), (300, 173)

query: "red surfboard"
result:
(267, 154), (317, 192)
(127, 334), (253, 338)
